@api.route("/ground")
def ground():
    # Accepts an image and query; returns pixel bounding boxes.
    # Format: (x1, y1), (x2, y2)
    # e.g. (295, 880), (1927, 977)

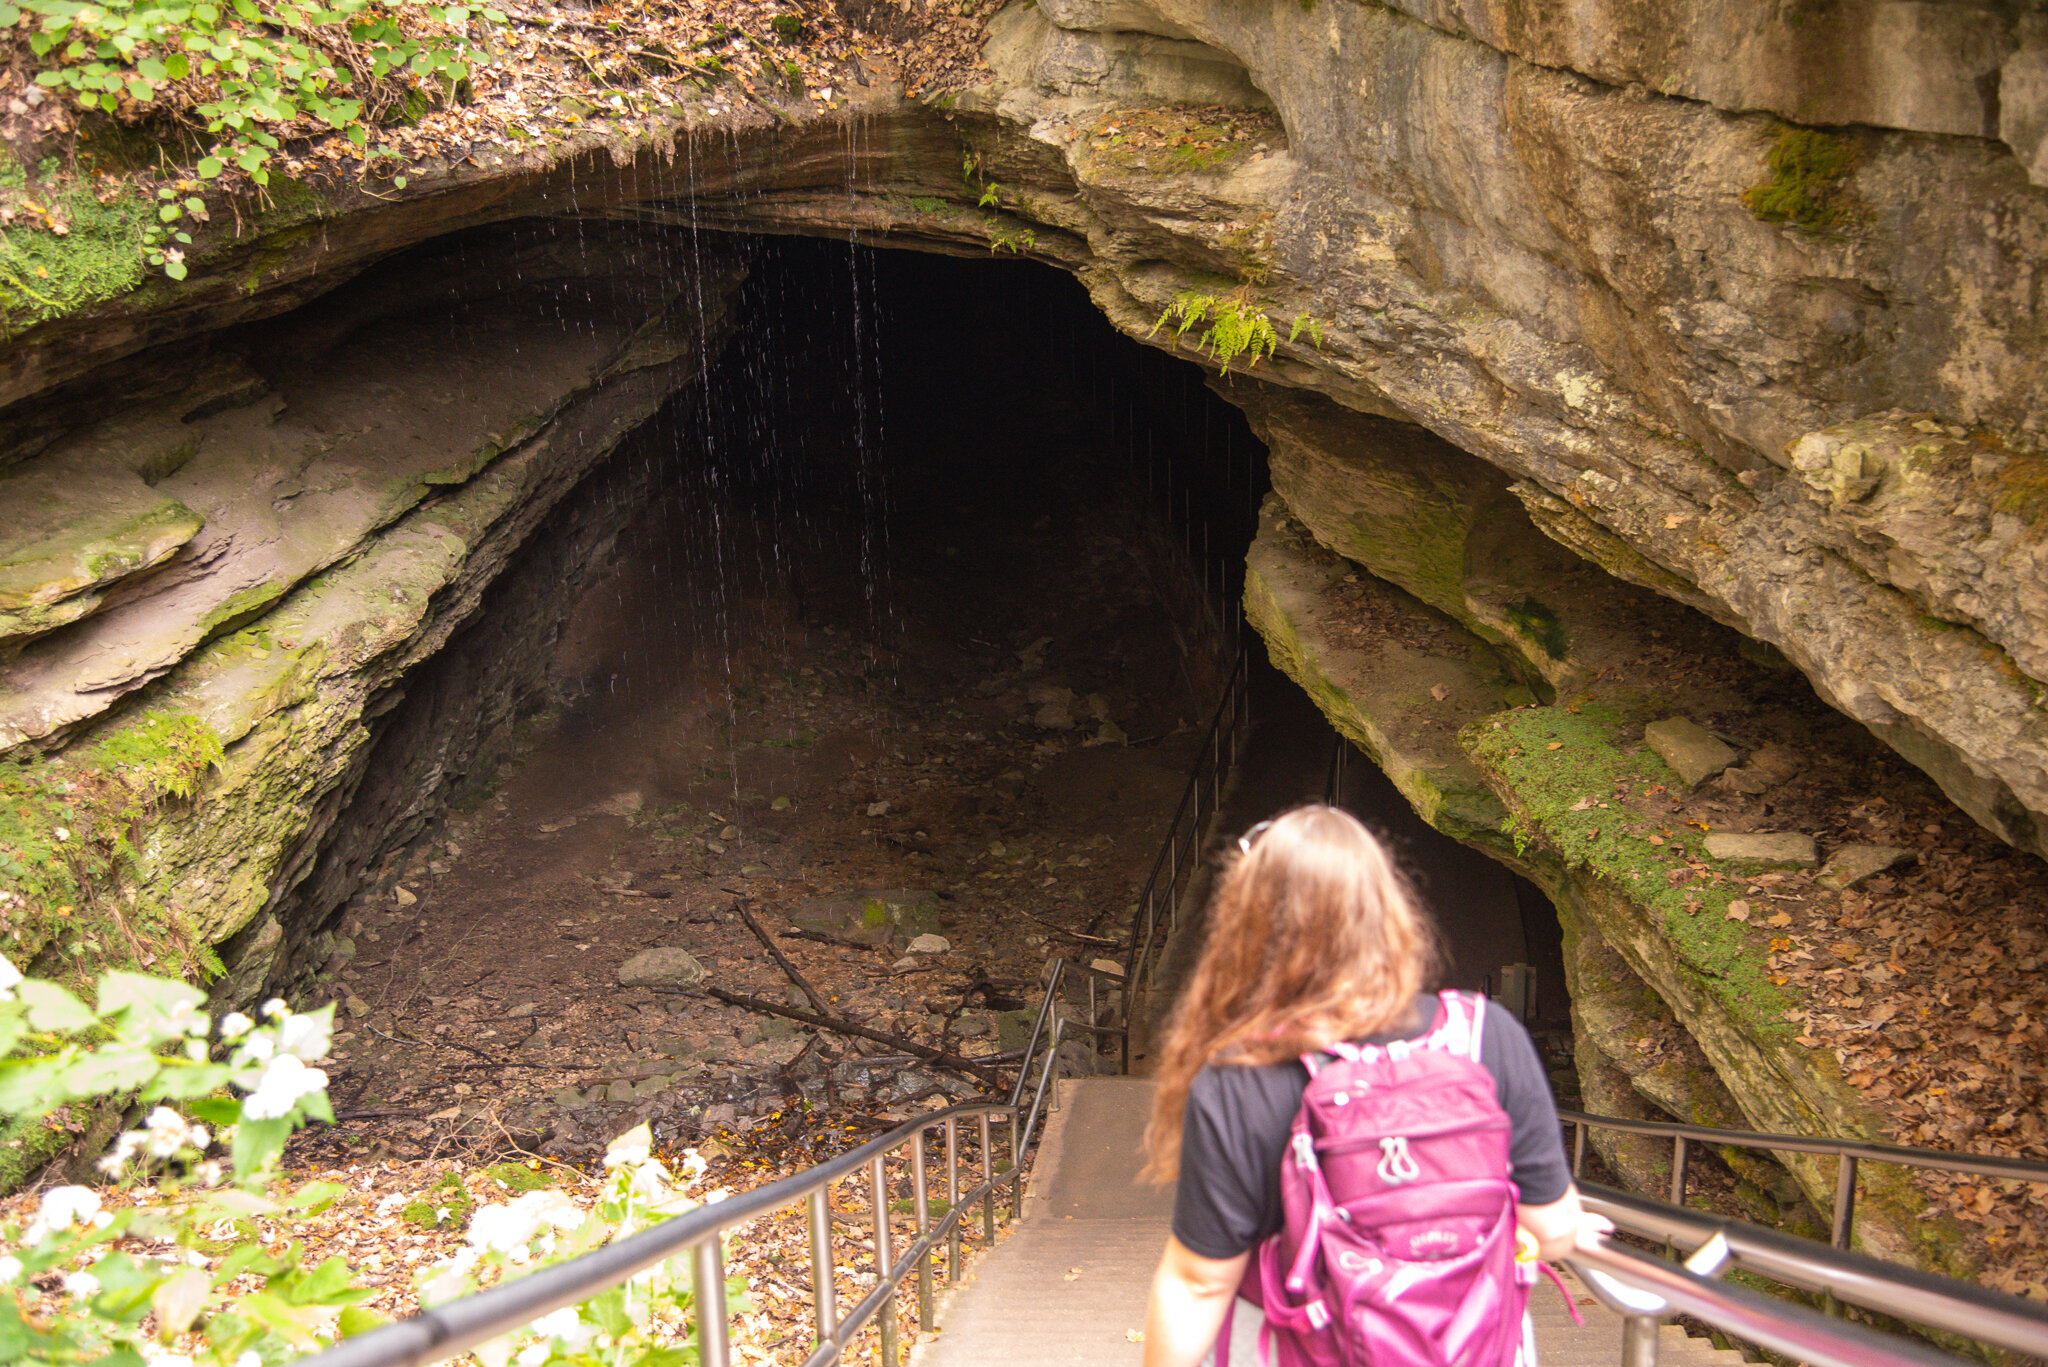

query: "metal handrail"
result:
(1564, 1235), (1974, 1367)
(1560, 1107), (2048, 1253)
(304, 961), (1093, 1367)
(1116, 646), (1250, 1070)
(1579, 1183), (2048, 1360)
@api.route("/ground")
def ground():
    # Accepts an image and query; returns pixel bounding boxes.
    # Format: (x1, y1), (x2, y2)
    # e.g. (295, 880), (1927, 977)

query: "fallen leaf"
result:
(1546, 742), (1564, 751)
(1430, 684), (1448, 701)
(1766, 911), (1793, 927)
(1726, 900), (1751, 922)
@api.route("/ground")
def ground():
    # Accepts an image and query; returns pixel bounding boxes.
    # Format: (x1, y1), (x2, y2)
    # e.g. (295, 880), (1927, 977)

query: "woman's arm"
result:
(1515, 1184), (1613, 1261)
(1141, 1234), (1249, 1367)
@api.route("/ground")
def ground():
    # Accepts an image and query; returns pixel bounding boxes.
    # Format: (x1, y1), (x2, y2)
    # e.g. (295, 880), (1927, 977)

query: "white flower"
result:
(0, 953), (20, 1002)
(236, 1033), (276, 1064)
(242, 1054), (328, 1120)
(677, 1149), (709, 1182)
(261, 998), (288, 1019)
(143, 1106), (197, 1157)
(275, 1010), (331, 1060)
(465, 1191), (584, 1254)
(603, 1123), (653, 1169)
(530, 1305), (583, 1340)
(39, 1185), (102, 1230)
(234, 1353), (261, 1367)
(53, 827), (69, 842)
(97, 1131), (140, 1176)
(146, 1355), (195, 1367)
(218, 1011), (254, 1040)
(627, 1160), (673, 1201)
(167, 999), (207, 1038)
(61, 1270), (100, 1298)
(516, 1346), (551, 1367)
(184, 1038), (208, 1061)
(0, 1255), (20, 1284)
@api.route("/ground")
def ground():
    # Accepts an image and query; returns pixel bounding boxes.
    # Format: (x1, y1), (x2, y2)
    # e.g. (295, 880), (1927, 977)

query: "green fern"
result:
(1150, 289), (1328, 373)
(1152, 289), (1280, 374)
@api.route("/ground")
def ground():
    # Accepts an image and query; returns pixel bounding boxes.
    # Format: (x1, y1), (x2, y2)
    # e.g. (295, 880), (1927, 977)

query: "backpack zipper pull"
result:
(1376, 1135), (1421, 1185)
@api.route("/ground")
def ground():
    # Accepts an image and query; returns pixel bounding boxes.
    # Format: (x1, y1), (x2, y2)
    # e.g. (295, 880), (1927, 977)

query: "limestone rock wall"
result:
(0, 220), (743, 995)
(973, 0), (2048, 865)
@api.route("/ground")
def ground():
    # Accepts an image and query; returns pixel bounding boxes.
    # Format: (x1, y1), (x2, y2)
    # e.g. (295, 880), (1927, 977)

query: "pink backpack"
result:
(1221, 991), (1569, 1367)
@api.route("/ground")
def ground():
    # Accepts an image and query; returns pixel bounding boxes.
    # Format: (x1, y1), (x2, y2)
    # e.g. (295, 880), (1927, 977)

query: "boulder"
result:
(1818, 845), (1914, 891)
(617, 948), (708, 989)
(1643, 718), (1739, 788)
(1702, 832), (1819, 868)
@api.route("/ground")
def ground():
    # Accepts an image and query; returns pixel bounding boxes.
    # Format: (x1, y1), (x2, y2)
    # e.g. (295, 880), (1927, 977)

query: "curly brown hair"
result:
(1141, 804), (1441, 1183)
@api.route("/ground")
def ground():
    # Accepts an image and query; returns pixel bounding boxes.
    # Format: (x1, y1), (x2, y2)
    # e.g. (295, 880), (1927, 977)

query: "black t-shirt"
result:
(1170, 994), (1571, 1260)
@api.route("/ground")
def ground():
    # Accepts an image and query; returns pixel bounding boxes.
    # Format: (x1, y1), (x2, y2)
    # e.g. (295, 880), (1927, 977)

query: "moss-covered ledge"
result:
(1461, 703), (1972, 1275)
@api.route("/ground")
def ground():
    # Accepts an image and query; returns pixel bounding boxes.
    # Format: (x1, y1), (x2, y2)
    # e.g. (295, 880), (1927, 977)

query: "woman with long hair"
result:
(1139, 805), (1603, 1367)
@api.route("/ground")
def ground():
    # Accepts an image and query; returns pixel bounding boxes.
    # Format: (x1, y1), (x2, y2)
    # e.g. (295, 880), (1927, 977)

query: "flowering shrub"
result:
(0, 953), (737, 1366)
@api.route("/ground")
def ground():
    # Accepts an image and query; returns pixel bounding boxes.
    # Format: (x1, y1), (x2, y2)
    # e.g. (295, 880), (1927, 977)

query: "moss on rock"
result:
(0, 155), (152, 341)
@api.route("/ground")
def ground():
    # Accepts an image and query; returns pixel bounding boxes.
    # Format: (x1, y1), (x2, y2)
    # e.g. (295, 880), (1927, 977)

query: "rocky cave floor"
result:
(245, 436), (1212, 1332)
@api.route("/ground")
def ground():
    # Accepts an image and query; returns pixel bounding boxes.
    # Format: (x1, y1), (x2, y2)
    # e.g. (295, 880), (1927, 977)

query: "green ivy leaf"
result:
(62, 1048), (159, 1098)
(144, 1061), (230, 1097)
(231, 1115), (291, 1181)
(287, 1254), (369, 1307)
(0, 1057), (69, 1114)
(186, 1095), (241, 1127)
(197, 155), (224, 177)
(20, 980), (96, 1033)
(337, 1305), (388, 1337)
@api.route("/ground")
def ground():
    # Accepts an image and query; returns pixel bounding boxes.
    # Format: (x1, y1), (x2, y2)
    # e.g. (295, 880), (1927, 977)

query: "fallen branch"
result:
(367, 1023), (506, 1067)
(706, 987), (1005, 1085)
(779, 927), (890, 955)
(1017, 907), (1121, 947)
(735, 899), (833, 1016)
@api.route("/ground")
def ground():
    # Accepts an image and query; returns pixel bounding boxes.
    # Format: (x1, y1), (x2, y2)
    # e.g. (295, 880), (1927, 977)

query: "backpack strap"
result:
(1422, 989), (1489, 1063)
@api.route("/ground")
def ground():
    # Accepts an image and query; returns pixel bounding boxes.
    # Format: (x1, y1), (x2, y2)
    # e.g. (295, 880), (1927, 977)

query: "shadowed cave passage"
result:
(256, 233), (1568, 1155)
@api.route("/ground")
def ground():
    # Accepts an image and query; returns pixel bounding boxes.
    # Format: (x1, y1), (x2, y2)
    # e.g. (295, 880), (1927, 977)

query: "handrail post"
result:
(1830, 1154), (1858, 1250)
(1667, 1136), (1689, 1259)
(873, 1154), (896, 1367)
(808, 1187), (837, 1349)
(1573, 1119), (1587, 1180)
(1827, 1154), (1859, 1316)
(693, 1235), (732, 1367)
(1009, 1108), (1024, 1221)
(945, 1117), (961, 1284)
(979, 1112), (997, 1244)
(1622, 1313), (1660, 1367)
(912, 1129), (933, 1335)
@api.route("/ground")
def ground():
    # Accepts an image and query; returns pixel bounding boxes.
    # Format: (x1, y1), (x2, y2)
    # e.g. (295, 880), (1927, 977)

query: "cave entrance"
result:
(260, 229), (1565, 1151)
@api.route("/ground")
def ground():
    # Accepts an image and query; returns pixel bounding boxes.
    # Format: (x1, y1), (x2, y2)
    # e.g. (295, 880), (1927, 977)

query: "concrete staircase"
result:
(913, 1078), (1752, 1367)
